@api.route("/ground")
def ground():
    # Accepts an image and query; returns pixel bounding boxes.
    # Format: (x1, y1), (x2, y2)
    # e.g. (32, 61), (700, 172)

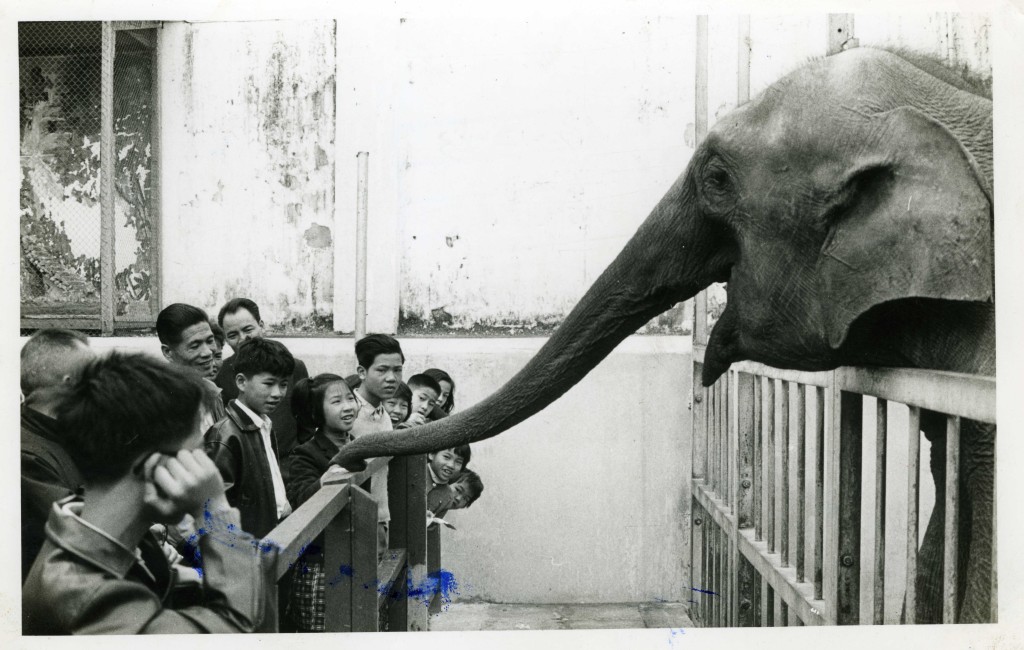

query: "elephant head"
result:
(333, 47), (993, 468)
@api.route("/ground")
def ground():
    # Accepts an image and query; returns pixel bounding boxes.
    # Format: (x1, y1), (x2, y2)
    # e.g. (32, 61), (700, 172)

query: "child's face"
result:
(428, 449), (465, 484)
(322, 382), (359, 433)
(410, 386), (439, 419)
(383, 397), (410, 424)
(436, 380), (452, 408)
(450, 481), (472, 509)
(206, 340), (224, 380)
(237, 372), (289, 416)
(359, 353), (403, 402)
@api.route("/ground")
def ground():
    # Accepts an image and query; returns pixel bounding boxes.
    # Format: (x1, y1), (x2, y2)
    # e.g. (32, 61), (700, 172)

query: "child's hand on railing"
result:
(320, 464), (356, 486)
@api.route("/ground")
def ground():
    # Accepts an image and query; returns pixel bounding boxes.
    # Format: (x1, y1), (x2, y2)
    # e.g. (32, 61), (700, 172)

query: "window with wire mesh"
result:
(19, 21), (158, 327)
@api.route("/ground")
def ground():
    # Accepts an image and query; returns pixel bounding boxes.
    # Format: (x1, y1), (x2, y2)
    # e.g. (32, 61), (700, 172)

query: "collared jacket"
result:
(215, 354), (311, 459)
(21, 406), (83, 582)
(22, 497), (265, 634)
(205, 400), (282, 539)
(283, 430), (352, 568)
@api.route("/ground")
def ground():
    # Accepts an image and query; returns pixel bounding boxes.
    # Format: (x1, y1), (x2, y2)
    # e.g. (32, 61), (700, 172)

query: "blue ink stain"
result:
(407, 570), (459, 610)
(668, 627), (686, 648)
(691, 586), (717, 596)
(326, 564), (355, 587)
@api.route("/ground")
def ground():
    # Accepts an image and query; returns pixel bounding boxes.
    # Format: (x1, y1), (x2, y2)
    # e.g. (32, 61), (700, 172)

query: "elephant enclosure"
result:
(687, 14), (994, 627)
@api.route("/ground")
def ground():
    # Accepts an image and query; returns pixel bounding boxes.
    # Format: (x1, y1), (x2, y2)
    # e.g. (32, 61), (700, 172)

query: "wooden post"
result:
(874, 399), (889, 624)
(763, 377), (776, 553)
(792, 384), (807, 583)
(355, 151), (369, 341)
(905, 406), (921, 623)
(428, 525), (442, 615)
(325, 485), (379, 632)
(99, 23), (115, 335)
(943, 416), (961, 624)
(778, 380), (790, 566)
(388, 454), (429, 631)
(835, 391), (863, 624)
(814, 386), (826, 602)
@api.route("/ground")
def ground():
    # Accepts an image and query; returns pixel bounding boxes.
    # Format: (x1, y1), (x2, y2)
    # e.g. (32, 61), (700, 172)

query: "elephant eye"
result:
(700, 158), (736, 213)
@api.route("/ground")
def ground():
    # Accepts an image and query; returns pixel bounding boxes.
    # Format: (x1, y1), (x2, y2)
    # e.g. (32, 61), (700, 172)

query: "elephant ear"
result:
(817, 106), (993, 349)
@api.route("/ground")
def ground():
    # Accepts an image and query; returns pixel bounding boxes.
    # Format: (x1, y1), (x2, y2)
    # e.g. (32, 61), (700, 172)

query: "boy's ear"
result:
(234, 372), (247, 391)
(160, 344), (174, 362)
(356, 365), (367, 380)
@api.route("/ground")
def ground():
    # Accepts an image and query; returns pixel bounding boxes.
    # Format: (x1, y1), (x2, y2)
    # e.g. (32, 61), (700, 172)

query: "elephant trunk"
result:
(333, 173), (728, 469)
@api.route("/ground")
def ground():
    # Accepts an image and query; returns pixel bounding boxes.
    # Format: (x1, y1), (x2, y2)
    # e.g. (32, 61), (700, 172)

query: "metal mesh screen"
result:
(19, 21), (157, 325)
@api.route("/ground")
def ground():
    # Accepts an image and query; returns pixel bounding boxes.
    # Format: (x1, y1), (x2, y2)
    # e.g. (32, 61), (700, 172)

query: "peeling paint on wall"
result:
(160, 20), (336, 332)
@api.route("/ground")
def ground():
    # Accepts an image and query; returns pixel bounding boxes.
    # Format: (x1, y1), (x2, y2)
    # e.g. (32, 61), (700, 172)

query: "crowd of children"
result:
(19, 298), (485, 635)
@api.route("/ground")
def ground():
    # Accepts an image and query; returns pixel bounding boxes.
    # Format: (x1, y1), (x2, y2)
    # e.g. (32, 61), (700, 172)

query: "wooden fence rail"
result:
(262, 454), (436, 632)
(690, 347), (996, 627)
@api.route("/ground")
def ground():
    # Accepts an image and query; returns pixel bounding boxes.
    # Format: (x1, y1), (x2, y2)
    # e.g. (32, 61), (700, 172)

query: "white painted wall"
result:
(80, 334), (692, 603)
(157, 20), (336, 330)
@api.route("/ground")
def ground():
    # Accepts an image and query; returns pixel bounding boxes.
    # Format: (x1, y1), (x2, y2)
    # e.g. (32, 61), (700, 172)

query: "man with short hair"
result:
(20, 329), (96, 581)
(22, 352), (266, 634)
(215, 298), (310, 461)
(156, 303), (226, 434)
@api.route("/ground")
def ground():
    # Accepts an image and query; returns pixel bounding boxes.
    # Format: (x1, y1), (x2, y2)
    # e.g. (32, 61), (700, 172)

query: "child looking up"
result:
(285, 374), (359, 632)
(382, 382), (412, 427)
(206, 337), (295, 539)
(401, 373), (441, 428)
(23, 353), (265, 634)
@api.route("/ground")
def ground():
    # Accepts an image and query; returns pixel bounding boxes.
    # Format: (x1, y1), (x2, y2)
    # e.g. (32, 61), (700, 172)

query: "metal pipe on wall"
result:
(355, 151), (369, 342)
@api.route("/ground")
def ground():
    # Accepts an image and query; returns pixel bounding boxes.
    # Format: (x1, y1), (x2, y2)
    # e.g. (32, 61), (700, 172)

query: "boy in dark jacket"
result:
(22, 353), (265, 635)
(206, 337), (295, 539)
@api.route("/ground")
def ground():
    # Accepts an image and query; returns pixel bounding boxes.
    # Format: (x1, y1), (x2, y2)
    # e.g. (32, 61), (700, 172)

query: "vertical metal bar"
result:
(729, 371), (736, 512)
(764, 583), (774, 627)
(693, 15), (709, 347)
(874, 399), (889, 624)
(355, 151), (369, 341)
(720, 379), (727, 501)
(774, 591), (784, 627)
(793, 384), (807, 583)
(779, 380), (790, 566)
(836, 391), (863, 625)
(737, 15), (751, 106)
(764, 377), (776, 553)
(100, 23), (115, 335)
(905, 406), (921, 623)
(814, 386), (826, 601)
(943, 416), (961, 624)
(710, 378), (718, 495)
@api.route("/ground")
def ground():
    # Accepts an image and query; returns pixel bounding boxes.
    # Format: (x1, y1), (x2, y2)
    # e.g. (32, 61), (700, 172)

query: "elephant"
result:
(332, 47), (995, 624)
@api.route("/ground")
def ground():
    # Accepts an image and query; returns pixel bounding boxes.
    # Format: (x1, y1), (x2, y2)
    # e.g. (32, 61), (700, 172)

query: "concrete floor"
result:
(428, 602), (693, 631)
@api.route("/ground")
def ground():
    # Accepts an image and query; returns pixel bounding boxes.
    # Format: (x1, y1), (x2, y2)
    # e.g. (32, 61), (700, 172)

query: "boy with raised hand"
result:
(216, 298), (311, 457)
(398, 373), (441, 428)
(22, 352), (265, 635)
(206, 337), (294, 539)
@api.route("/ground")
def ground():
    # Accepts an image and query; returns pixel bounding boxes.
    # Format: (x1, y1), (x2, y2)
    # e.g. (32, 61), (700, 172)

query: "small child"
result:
(382, 382), (412, 427)
(399, 373), (441, 428)
(285, 373), (360, 632)
(206, 337), (295, 538)
(423, 368), (455, 416)
(429, 468), (485, 523)
(428, 444), (471, 490)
